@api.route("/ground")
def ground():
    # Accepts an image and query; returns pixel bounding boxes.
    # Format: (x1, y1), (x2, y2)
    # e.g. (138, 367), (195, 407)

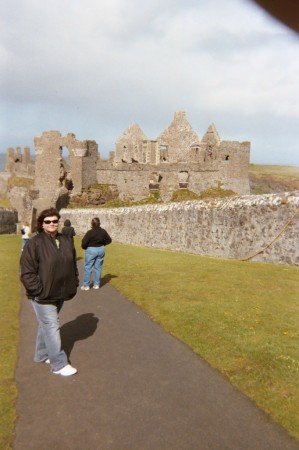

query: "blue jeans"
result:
(83, 246), (105, 287)
(31, 299), (68, 372)
(21, 239), (29, 250)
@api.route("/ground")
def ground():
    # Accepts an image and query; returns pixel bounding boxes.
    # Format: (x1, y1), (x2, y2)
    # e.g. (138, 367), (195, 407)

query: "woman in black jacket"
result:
(81, 217), (112, 290)
(20, 207), (79, 377)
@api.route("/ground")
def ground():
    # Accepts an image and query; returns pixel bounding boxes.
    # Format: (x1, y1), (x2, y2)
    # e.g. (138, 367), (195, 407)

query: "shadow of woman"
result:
(101, 273), (118, 288)
(61, 313), (99, 358)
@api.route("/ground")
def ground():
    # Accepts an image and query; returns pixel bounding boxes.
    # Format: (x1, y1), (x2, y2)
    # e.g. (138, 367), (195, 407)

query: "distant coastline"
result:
(0, 153), (5, 172)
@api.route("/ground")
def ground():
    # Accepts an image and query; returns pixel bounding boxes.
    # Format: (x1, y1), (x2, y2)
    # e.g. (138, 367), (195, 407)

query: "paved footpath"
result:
(14, 267), (299, 450)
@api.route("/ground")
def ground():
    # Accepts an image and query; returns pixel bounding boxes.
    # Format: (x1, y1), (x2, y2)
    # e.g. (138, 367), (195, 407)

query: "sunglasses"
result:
(43, 219), (59, 224)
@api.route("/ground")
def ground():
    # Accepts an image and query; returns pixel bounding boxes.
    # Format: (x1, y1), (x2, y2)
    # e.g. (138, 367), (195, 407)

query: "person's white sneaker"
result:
(81, 286), (90, 291)
(44, 358), (50, 364)
(53, 364), (77, 376)
(93, 285), (100, 289)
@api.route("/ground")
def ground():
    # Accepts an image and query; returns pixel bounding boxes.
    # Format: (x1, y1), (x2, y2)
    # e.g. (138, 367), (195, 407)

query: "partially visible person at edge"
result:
(81, 217), (112, 290)
(20, 207), (79, 377)
(21, 222), (30, 251)
(61, 219), (76, 240)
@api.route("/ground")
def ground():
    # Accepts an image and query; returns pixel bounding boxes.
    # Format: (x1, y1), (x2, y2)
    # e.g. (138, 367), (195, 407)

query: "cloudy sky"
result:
(1, 0), (298, 165)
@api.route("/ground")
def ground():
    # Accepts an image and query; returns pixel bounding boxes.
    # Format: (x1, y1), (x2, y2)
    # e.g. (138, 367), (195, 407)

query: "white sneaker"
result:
(44, 358), (50, 364)
(93, 285), (100, 289)
(81, 286), (90, 291)
(53, 364), (77, 376)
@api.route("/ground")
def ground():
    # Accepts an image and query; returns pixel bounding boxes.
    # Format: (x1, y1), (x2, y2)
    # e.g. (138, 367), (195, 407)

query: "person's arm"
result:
(103, 229), (112, 245)
(81, 230), (91, 249)
(20, 240), (43, 297)
(72, 241), (79, 287)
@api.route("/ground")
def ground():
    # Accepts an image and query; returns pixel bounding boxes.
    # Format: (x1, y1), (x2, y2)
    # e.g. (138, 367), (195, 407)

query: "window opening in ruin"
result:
(179, 171), (189, 189)
(149, 183), (159, 191)
(160, 145), (168, 163)
(60, 146), (70, 165)
(149, 172), (160, 191)
(225, 155), (229, 160)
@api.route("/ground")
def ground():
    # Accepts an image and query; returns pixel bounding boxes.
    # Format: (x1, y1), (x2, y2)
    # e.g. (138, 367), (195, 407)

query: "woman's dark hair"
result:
(91, 217), (100, 228)
(37, 208), (61, 233)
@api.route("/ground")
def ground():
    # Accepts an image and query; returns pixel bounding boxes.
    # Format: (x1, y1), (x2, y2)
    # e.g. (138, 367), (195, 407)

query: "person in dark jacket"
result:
(20, 207), (79, 377)
(81, 217), (112, 290)
(61, 219), (76, 240)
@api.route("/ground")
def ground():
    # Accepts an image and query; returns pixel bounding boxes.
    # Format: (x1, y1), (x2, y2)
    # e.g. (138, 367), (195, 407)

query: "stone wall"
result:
(0, 172), (11, 195)
(60, 192), (299, 265)
(0, 208), (18, 234)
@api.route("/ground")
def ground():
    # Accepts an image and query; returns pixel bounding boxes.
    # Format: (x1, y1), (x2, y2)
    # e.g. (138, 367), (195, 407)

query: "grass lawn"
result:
(1, 235), (299, 446)
(249, 164), (299, 179)
(249, 164), (299, 194)
(82, 241), (299, 441)
(0, 236), (21, 450)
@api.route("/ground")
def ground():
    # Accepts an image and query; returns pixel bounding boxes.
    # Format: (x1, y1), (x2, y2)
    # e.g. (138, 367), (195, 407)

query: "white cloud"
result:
(0, 0), (298, 165)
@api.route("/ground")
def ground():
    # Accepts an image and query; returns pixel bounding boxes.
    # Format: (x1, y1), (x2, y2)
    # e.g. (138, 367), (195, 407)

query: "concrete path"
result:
(14, 268), (299, 450)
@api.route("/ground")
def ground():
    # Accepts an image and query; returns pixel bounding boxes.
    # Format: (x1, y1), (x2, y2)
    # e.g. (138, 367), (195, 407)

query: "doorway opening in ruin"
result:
(59, 146), (73, 191)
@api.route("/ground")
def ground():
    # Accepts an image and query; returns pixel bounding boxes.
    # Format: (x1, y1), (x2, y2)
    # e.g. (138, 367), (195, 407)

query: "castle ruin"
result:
(2, 111), (250, 222)
(99, 111), (250, 201)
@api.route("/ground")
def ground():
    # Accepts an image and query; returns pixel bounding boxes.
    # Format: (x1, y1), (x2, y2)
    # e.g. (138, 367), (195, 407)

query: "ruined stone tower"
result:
(34, 131), (98, 209)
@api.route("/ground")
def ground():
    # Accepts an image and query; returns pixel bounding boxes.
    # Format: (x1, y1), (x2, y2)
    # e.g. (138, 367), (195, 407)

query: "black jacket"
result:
(20, 232), (79, 303)
(61, 225), (76, 239)
(81, 227), (112, 249)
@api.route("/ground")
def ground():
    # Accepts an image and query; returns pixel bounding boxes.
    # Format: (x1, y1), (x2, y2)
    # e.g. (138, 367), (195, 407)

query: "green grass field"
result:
(249, 164), (299, 179)
(0, 236), (21, 450)
(0, 235), (299, 447)
(77, 240), (299, 441)
(249, 164), (299, 194)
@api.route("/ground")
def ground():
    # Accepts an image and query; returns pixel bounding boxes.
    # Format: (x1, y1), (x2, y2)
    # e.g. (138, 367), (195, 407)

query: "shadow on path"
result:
(100, 273), (118, 287)
(61, 312), (99, 358)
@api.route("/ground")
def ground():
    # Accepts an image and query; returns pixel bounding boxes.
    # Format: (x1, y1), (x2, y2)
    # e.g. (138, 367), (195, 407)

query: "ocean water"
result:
(0, 153), (5, 171)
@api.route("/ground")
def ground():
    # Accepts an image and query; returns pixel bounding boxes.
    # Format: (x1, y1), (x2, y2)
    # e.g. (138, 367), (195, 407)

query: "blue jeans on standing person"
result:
(21, 239), (29, 251)
(31, 299), (68, 372)
(83, 246), (105, 288)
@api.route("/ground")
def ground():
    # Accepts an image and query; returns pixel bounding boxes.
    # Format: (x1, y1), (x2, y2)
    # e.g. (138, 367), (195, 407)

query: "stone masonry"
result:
(5, 146), (34, 177)
(60, 192), (299, 266)
(0, 208), (18, 234)
(98, 111), (250, 201)
(34, 131), (98, 210)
